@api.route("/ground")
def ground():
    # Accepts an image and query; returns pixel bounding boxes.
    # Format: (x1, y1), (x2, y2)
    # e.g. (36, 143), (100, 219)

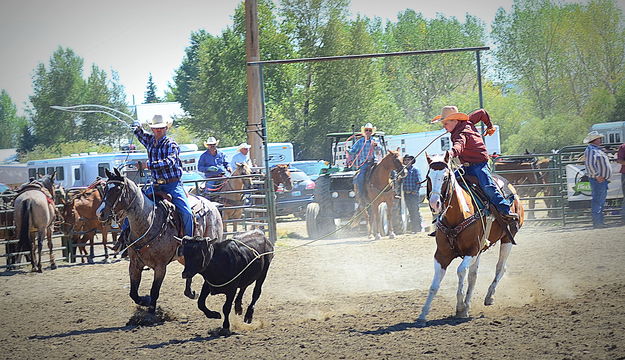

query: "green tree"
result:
(175, 0), (297, 146)
(144, 73), (159, 103)
(0, 90), (26, 148)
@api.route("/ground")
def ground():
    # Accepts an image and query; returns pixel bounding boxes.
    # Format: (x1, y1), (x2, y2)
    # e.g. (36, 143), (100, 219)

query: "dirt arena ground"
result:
(1, 222), (624, 359)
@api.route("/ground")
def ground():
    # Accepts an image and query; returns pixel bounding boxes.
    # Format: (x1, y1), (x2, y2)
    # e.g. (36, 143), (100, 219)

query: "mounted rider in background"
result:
(348, 122), (383, 207)
(198, 136), (231, 191)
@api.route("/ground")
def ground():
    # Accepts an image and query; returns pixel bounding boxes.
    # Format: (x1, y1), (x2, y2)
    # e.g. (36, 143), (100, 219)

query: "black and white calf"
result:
(181, 229), (273, 333)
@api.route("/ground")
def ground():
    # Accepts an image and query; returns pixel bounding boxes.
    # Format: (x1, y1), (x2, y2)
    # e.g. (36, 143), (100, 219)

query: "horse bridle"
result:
(427, 161), (455, 214)
(104, 178), (138, 220)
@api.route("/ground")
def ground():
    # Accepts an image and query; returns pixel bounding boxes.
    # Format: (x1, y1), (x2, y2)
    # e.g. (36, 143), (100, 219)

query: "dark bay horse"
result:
(493, 157), (555, 219)
(359, 150), (403, 240)
(60, 180), (117, 263)
(13, 174), (59, 272)
(96, 168), (223, 313)
(418, 153), (525, 322)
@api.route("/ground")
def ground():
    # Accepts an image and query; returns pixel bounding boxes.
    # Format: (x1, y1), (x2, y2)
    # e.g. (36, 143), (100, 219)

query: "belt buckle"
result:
(157, 178), (166, 185)
(462, 162), (470, 167)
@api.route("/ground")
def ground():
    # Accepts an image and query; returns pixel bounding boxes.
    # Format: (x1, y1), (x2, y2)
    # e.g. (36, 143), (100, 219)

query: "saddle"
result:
(16, 180), (55, 205)
(144, 190), (211, 238)
(455, 173), (519, 244)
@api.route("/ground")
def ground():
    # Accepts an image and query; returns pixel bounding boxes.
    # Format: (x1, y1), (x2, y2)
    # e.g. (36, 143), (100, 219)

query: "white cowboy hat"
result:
(583, 131), (604, 144)
(148, 114), (171, 129)
(361, 123), (377, 135)
(204, 136), (219, 147)
(237, 142), (251, 150)
(431, 105), (469, 124)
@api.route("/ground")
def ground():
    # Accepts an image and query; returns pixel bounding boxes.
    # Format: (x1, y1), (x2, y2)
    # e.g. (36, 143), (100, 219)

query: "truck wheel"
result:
(306, 203), (320, 239)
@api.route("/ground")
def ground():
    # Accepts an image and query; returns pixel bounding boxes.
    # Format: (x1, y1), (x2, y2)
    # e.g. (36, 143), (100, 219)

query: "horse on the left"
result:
(13, 173), (59, 272)
(96, 168), (223, 313)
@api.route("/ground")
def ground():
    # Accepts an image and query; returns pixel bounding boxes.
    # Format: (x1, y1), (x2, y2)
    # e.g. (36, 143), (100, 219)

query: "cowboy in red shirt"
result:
(432, 106), (519, 222)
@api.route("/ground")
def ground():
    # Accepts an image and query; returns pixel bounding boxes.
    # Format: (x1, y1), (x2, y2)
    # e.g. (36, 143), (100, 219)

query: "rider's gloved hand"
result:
(206, 166), (219, 172)
(484, 126), (496, 136)
(131, 121), (141, 130)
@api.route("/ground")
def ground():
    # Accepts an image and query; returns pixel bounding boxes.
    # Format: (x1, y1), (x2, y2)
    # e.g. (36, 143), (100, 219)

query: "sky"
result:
(1, 0), (590, 116)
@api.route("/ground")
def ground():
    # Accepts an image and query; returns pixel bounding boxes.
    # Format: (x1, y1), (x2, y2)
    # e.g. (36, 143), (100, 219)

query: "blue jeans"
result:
(459, 162), (512, 215)
(353, 161), (373, 195)
(590, 177), (608, 226)
(122, 181), (194, 237)
(621, 174), (625, 221)
(404, 192), (422, 232)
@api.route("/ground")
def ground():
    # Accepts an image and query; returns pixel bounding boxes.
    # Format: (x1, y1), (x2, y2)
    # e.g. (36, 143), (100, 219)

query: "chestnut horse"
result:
(219, 162), (253, 232)
(418, 153), (525, 322)
(359, 150), (403, 240)
(270, 164), (293, 192)
(60, 180), (117, 263)
(96, 168), (223, 313)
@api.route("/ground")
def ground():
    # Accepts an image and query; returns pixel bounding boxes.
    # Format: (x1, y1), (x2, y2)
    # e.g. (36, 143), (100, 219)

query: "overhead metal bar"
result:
(247, 46), (490, 66)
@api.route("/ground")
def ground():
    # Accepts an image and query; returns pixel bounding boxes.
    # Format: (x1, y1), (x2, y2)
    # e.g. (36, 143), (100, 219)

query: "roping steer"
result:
(181, 229), (273, 335)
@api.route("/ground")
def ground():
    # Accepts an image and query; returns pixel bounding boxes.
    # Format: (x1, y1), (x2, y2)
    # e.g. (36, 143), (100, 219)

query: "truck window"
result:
(74, 168), (81, 181)
(37, 168), (45, 176)
(98, 163), (110, 178)
(55, 167), (64, 180)
(28, 168), (36, 178)
(608, 132), (620, 144)
(47, 167), (55, 175)
(441, 137), (450, 151)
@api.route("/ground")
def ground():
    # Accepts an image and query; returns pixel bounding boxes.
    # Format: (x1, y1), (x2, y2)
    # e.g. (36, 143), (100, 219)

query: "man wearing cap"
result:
(617, 141), (625, 224)
(130, 115), (194, 237)
(231, 143), (253, 167)
(199, 137), (231, 179)
(348, 123), (382, 204)
(432, 106), (518, 223)
(402, 154), (422, 233)
(583, 131), (612, 228)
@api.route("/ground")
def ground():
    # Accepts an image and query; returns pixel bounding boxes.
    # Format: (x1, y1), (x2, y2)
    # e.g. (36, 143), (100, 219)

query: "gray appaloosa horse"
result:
(13, 173), (59, 272)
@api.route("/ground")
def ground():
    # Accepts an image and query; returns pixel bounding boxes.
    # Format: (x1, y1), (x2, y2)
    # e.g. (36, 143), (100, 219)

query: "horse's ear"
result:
(396, 147), (400, 152)
(114, 168), (121, 177)
(425, 152), (432, 164)
(105, 168), (113, 178)
(50, 171), (56, 181)
(444, 150), (451, 163)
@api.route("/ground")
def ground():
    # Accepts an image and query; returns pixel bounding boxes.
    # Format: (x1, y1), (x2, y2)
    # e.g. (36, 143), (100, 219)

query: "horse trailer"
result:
(590, 121), (625, 144)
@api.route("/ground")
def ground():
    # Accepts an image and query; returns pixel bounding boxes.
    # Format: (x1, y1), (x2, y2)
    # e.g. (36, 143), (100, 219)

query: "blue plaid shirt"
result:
(134, 127), (183, 181)
(348, 137), (377, 167)
(403, 165), (421, 193)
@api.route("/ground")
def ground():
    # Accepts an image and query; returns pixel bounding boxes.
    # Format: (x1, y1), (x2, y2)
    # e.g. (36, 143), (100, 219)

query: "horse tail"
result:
(18, 200), (32, 252)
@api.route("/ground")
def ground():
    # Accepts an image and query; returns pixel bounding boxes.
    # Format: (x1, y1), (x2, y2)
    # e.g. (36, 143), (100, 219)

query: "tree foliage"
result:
(25, 47), (130, 150)
(0, 90), (26, 148)
(144, 73), (160, 103)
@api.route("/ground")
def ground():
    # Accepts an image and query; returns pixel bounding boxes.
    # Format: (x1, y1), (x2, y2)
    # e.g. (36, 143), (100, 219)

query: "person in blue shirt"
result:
(231, 142), (253, 167)
(348, 123), (382, 204)
(126, 114), (194, 237)
(402, 154), (422, 233)
(198, 136), (231, 187)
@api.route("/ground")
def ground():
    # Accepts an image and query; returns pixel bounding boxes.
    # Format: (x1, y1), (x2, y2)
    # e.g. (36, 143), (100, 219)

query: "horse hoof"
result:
(218, 327), (232, 337)
(137, 296), (152, 307)
(50, 263), (57, 270)
(484, 297), (494, 306)
(389, 232), (396, 239)
(235, 306), (243, 316)
(184, 290), (197, 300)
(375, 234), (381, 240)
(455, 311), (469, 319)
(368, 234), (374, 240)
(205, 310), (221, 319)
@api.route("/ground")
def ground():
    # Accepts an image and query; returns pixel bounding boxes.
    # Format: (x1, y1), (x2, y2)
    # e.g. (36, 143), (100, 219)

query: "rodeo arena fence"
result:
(0, 170), (273, 270)
(492, 143), (623, 226)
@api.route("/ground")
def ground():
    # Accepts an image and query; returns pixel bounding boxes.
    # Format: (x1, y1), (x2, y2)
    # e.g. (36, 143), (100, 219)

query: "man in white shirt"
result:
(231, 143), (253, 167)
(583, 131), (612, 228)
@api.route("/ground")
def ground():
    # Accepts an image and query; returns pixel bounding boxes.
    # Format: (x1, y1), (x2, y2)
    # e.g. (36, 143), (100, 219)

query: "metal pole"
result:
(476, 50), (485, 135)
(258, 65), (277, 243)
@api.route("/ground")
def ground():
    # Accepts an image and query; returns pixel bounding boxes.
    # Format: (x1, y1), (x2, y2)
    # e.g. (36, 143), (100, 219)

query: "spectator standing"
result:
(583, 131), (612, 228)
(402, 154), (422, 233)
(616, 142), (625, 224)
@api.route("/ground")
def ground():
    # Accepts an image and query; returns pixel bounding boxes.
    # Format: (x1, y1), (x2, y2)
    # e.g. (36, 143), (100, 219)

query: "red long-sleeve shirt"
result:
(448, 109), (493, 164)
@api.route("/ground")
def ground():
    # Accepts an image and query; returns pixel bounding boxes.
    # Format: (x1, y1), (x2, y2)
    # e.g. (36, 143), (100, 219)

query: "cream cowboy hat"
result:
(431, 105), (470, 124)
(148, 114), (171, 129)
(361, 123), (377, 135)
(204, 136), (219, 148)
(583, 131), (604, 144)
(237, 142), (251, 150)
